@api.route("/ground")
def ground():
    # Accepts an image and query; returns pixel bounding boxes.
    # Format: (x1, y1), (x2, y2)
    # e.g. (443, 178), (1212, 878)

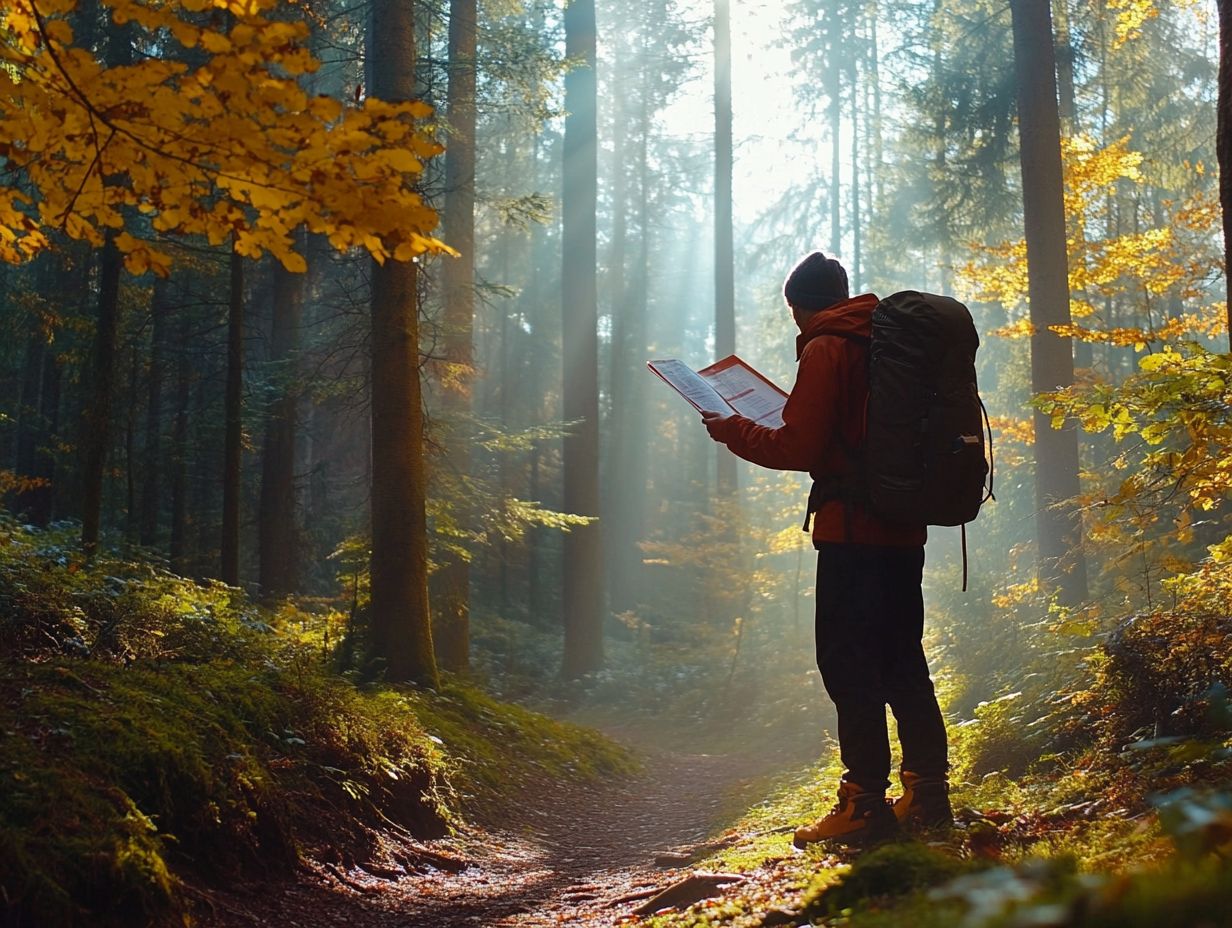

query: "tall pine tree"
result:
(366, 0), (439, 686)
(561, 0), (604, 678)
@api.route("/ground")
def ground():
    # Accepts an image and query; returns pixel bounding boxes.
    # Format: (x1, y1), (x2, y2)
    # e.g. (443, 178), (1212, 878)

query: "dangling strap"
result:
(802, 475), (864, 538)
(980, 397), (996, 504)
(961, 522), (969, 593)
(802, 481), (823, 531)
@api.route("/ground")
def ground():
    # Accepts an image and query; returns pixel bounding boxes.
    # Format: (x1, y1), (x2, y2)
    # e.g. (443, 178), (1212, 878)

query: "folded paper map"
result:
(647, 355), (788, 428)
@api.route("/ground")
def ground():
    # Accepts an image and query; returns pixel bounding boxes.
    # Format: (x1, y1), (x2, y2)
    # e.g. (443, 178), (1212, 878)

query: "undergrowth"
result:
(638, 683), (1230, 928)
(0, 518), (632, 927)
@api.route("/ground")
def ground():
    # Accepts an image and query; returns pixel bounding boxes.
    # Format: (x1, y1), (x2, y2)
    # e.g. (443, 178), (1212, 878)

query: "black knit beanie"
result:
(783, 252), (849, 312)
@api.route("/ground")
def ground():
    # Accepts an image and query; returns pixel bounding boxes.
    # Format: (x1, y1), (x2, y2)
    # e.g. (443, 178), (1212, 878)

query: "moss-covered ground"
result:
(0, 520), (633, 927)
(636, 724), (1232, 927)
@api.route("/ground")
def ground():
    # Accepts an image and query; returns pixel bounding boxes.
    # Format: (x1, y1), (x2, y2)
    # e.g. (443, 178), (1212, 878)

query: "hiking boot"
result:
(793, 779), (898, 848)
(892, 770), (953, 828)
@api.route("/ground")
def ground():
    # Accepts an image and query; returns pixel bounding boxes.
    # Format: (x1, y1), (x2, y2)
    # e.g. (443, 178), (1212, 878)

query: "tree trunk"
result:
(80, 16), (133, 557)
(169, 309), (192, 573)
(124, 346), (139, 542)
(1053, 0), (1094, 373)
(80, 234), (122, 557)
(433, 0), (477, 673)
(829, 4), (842, 255)
(14, 332), (46, 495)
(497, 166), (513, 618)
(932, 0), (948, 284)
(869, 3), (884, 209)
(849, 50), (861, 291)
(1010, 0), (1089, 605)
(627, 71), (651, 606)
(606, 83), (633, 614)
(608, 32), (654, 616)
(561, 0), (604, 679)
(14, 327), (60, 526)
(14, 257), (60, 525)
(367, 0), (439, 687)
(714, 0), (737, 497)
(1218, 0), (1232, 344)
(526, 130), (550, 625)
(190, 367), (212, 575)
(1052, 0), (1077, 132)
(139, 279), (169, 547)
(258, 242), (305, 600)
(34, 350), (61, 524)
(221, 242), (244, 585)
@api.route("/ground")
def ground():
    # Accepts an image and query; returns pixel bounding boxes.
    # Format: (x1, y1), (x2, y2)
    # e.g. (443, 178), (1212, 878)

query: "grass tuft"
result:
(798, 841), (975, 919)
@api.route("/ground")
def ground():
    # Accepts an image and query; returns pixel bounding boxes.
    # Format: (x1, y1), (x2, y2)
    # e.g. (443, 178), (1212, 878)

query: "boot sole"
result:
(793, 822), (900, 850)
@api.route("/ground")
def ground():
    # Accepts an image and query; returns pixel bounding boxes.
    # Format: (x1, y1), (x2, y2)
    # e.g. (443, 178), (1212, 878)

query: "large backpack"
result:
(806, 291), (993, 584)
(865, 290), (991, 527)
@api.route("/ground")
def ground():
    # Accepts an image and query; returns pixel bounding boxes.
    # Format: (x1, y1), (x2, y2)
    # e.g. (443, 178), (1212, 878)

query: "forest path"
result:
(204, 736), (791, 927)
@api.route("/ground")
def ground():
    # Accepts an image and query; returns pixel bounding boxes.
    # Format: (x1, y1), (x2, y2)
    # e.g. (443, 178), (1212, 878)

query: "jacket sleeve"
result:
(710, 338), (841, 472)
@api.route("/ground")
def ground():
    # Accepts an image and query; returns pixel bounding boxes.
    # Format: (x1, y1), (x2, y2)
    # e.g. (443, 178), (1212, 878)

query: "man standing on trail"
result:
(701, 252), (951, 845)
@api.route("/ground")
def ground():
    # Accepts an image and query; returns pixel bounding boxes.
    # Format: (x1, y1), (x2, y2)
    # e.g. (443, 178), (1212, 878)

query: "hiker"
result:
(701, 252), (952, 844)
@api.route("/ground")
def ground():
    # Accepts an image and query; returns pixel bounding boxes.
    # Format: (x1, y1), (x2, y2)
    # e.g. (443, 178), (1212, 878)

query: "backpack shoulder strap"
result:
(801, 334), (872, 538)
(816, 331), (870, 346)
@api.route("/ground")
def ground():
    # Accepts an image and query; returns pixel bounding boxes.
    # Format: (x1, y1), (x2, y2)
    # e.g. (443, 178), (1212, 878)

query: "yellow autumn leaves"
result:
(961, 135), (1222, 345)
(1040, 345), (1232, 560)
(0, 0), (450, 274)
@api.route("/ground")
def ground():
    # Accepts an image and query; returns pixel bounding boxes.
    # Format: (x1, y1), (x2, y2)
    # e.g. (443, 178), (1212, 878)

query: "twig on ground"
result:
(321, 862), (376, 893)
(631, 872), (747, 916)
(608, 886), (666, 907)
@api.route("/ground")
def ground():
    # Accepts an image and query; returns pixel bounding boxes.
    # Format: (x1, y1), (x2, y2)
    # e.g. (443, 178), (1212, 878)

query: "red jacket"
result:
(709, 294), (926, 547)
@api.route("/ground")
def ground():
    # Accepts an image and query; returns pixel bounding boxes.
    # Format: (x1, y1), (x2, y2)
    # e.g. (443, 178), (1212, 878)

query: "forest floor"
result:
(6, 521), (1230, 927)
(197, 712), (1232, 928)
(199, 730), (794, 928)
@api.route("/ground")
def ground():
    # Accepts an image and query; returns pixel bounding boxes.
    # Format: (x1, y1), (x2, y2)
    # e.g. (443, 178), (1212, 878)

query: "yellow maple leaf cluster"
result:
(1165, 533), (1232, 617)
(959, 240), (1028, 310)
(985, 414), (1033, 468)
(1050, 305), (1227, 350)
(960, 135), (1219, 346)
(1103, 0), (1204, 48)
(987, 317), (1035, 340)
(987, 414), (1033, 444)
(0, 0), (449, 274)
(990, 575), (1039, 610)
(1106, 0), (1159, 47)
(1062, 135), (1142, 219)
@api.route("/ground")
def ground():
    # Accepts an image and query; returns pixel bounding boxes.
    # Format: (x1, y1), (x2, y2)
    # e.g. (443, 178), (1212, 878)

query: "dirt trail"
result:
(204, 744), (787, 927)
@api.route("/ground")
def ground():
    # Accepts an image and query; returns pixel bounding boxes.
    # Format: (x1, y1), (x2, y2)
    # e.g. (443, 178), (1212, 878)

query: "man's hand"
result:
(701, 409), (733, 440)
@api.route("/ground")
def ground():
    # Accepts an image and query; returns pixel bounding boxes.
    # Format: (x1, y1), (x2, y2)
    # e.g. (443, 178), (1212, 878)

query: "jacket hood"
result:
(795, 293), (880, 359)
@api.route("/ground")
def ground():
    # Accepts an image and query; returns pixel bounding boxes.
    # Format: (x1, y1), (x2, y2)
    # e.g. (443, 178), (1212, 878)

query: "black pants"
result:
(815, 543), (948, 793)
